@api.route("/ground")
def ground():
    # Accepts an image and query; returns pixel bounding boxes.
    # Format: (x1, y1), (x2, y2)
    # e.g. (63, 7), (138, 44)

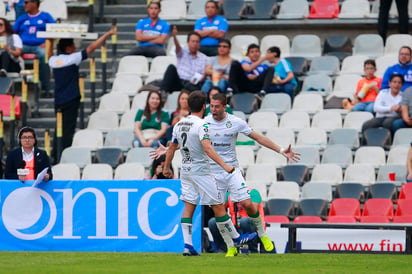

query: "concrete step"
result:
(104, 4), (147, 14)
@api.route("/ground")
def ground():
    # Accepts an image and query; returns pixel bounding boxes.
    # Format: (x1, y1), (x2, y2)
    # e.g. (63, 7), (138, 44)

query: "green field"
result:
(0, 252), (410, 273)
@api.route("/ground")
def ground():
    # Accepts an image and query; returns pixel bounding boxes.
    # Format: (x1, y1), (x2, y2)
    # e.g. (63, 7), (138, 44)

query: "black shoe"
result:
(0, 69), (7, 77)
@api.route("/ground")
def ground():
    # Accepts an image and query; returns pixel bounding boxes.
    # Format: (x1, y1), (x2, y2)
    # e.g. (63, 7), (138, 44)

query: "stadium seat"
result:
(399, 184), (412, 199)
(236, 145), (255, 170)
(276, 0), (309, 19)
(311, 110), (342, 132)
(52, 163), (81, 180)
(307, 56), (340, 76)
(321, 145), (352, 168)
(119, 109), (138, 130)
(260, 35), (290, 57)
(296, 128), (327, 149)
(369, 183), (397, 200)
(248, 111), (278, 133)
(131, 92), (149, 110)
(323, 35), (352, 57)
(114, 163), (145, 180)
(40, 0), (68, 20)
(339, 55), (368, 76)
(95, 147), (124, 169)
(353, 146), (386, 169)
(60, 147), (92, 169)
(377, 164), (407, 185)
(328, 198), (361, 220)
(292, 93), (324, 114)
(163, 91), (181, 111)
(326, 215), (357, 223)
(230, 35), (259, 60)
(265, 215), (290, 223)
(395, 199), (412, 216)
(111, 74), (143, 96)
(246, 164), (277, 184)
(247, 0), (277, 20)
(279, 111), (310, 131)
(384, 34), (412, 55)
(359, 216), (390, 223)
(87, 110), (119, 132)
(280, 165), (308, 186)
(335, 183), (365, 201)
(186, 0), (208, 20)
(147, 56), (177, 83)
(98, 93), (130, 114)
(256, 147), (288, 167)
(166, 35), (187, 57)
(375, 54), (398, 78)
(343, 164), (376, 186)
(310, 164), (343, 185)
(290, 35), (322, 59)
(265, 128), (296, 148)
(268, 181), (300, 201)
(0, 95), (21, 119)
(116, 56), (149, 77)
(387, 145), (409, 165)
(81, 163), (113, 180)
(307, 0), (340, 19)
(72, 129), (104, 150)
(159, 0), (186, 20)
(338, 0), (370, 19)
(301, 74), (333, 97)
(363, 128), (392, 150)
(126, 147), (154, 168)
(260, 93), (292, 114)
(267, 198), (296, 218)
(230, 93), (257, 114)
(232, 110), (246, 121)
(393, 128), (412, 146)
(104, 129), (134, 151)
(352, 34), (384, 59)
(343, 111), (374, 132)
(291, 146), (320, 168)
(284, 56), (308, 77)
(328, 128), (360, 149)
(293, 216), (323, 223)
(361, 198), (394, 220)
(331, 74), (362, 99)
(248, 180), (269, 201)
(392, 215), (412, 223)
(222, 0), (246, 20)
(301, 182), (332, 201)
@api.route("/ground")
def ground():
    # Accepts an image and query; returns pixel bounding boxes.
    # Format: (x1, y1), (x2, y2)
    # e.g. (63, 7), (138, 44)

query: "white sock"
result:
(250, 216), (266, 238)
(181, 220), (193, 246)
(216, 216), (240, 248)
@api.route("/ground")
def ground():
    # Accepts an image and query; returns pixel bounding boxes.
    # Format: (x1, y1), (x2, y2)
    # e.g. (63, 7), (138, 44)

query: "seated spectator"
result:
(160, 27), (208, 93)
(0, 18), (22, 75)
(201, 38), (232, 94)
(392, 86), (412, 132)
(133, 90), (170, 148)
(146, 154), (174, 179)
(127, 1), (170, 58)
(171, 90), (190, 127)
(208, 188), (265, 253)
(5, 126), (52, 181)
(343, 59), (382, 113)
(261, 46), (297, 99)
(204, 86), (232, 116)
(194, 0), (228, 57)
(362, 74), (403, 133)
(228, 43), (274, 94)
(381, 46), (412, 92)
(13, 0), (56, 96)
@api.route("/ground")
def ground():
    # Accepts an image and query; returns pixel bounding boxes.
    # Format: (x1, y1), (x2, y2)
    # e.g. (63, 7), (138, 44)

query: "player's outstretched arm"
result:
(163, 142), (178, 178)
(201, 139), (235, 174)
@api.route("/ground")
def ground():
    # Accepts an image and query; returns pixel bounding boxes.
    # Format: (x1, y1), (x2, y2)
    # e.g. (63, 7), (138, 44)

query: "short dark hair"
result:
(267, 46), (281, 57)
(31, 0), (40, 7)
(57, 39), (74, 55)
(390, 74), (404, 84)
(219, 38), (231, 48)
(148, 1), (161, 9)
(206, 0), (219, 9)
(364, 59), (376, 68)
(247, 43), (260, 55)
(187, 31), (201, 43)
(211, 93), (227, 105)
(18, 126), (37, 146)
(188, 91), (207, 113)
(400, 46), (412, 55)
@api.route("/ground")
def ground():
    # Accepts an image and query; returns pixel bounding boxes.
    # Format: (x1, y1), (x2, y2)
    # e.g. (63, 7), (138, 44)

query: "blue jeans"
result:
(201, 78), (228, 94)
(392, 118), (412, 133)
(352, 102), (374, 113)
(267, 83), (296, 100)
(23, 45), (49, 91)
(132, 136), (166, 148)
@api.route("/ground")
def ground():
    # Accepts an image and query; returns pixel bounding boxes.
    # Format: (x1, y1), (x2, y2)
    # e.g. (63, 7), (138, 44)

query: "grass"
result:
(0, 253), (410, 273)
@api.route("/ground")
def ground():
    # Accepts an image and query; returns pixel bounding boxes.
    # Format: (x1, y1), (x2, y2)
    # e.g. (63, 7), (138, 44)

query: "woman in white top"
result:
(362, 74), (403, 133)
(0, 17), (22, 75)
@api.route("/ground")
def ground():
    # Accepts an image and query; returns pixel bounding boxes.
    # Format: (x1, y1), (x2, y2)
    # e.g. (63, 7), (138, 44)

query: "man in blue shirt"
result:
(128, 1), (170, 58)
(194, 0), (228, 57)
(13, 0), (55, 96)
(381, 46), (412, 92)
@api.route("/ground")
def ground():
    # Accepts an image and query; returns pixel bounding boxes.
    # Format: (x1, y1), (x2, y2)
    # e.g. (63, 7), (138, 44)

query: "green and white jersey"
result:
(205, 113), (253, 172)
(172, 115), (211, 175)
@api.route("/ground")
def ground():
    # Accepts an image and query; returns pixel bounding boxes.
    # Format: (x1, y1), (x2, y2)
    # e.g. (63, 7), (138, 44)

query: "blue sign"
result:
(0, 180), (202, 252)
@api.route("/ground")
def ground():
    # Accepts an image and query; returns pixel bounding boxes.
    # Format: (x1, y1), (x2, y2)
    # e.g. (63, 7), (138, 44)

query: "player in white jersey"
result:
(163, 91), (257, 257)
(205, 92), (300, 252)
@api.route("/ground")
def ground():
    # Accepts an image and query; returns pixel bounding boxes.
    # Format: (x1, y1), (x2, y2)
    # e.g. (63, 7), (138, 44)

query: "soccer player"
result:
(163, 91), (257, 257)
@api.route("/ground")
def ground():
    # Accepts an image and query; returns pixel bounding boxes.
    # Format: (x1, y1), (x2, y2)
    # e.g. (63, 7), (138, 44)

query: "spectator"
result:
(0, 17), (22, 75)
(171, 90), (190, 127)
(127, 1), (170, 58)
(378, 0), (409, 42)
(194, 0), (228, 57)
(392, 86), (412, 132)
(48, 27), (116, 159)
(261, 46), (297, 99)
(381, 46), (412, 92)
(13, 0), (56, 96)
(133, 90), (170, 148)
(201, 38), (232, 94)
(146, 154), (174, 179)
(362, 74), (403, 133)
(5, 126), (52, 181)
(204, 86), (232, 116)
(208, 188), (265, 253)
(342, 59), (382, 113)
(407, 143), (412, 182)
(160, 27), (208, 93)
(228, 43), (273, 94)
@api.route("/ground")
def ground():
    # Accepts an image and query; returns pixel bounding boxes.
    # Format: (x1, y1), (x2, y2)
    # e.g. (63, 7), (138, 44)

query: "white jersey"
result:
(205, 113), (253, 172)
(172, 115), (211, 175)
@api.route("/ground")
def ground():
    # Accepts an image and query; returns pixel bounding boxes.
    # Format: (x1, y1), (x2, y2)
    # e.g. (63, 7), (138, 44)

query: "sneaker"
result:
(182, 244), (200, 256)
(225, 247), (238, 257)
(260, 235), (274, 252)
(0, 69), (7, 77)
(255, 90), (266, 101)
(233, 232), (258, 246)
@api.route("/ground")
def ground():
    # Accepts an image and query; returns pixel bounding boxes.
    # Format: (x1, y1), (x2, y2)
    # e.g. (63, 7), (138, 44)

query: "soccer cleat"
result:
(182, 244), (200, 256)
(233, 232), (258, 246)
(260, 235), (275, 252)
(225, 247), (238, 257)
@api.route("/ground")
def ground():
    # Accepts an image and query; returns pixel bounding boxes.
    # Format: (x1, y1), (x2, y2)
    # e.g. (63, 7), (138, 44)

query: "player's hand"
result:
(282, 144), (300, 162)
(224, 165), (235, 174)
(163, 167), (173, 178)
(150, 142), (168, 159)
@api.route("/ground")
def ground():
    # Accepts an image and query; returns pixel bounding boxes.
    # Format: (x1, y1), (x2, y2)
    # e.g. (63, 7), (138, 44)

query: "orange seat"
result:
(0, 94), (21, 119)
(359, 215), (390, 223)
(395, 199), (412, 216)
(399, 183), (412, 199)
(265, 215), (290, 223)
(328, 198), (361, 220)
(293, 216), (323, 223)
(362, 198), (394, 220)
(392, 215), (412, 223)
(326, 215), (357, 223)
(308, 0), (340, 19)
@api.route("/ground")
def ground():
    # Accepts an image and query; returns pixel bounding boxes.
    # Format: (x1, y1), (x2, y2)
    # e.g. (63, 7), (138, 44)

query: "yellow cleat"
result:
(225, 247), (238, 257)
(260, 235), (274, 252)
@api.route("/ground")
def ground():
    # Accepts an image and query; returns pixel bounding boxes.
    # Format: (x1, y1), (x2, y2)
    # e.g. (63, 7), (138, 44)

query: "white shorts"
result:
(214, 168), (250, 202)
(180, 173), (224, 205)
